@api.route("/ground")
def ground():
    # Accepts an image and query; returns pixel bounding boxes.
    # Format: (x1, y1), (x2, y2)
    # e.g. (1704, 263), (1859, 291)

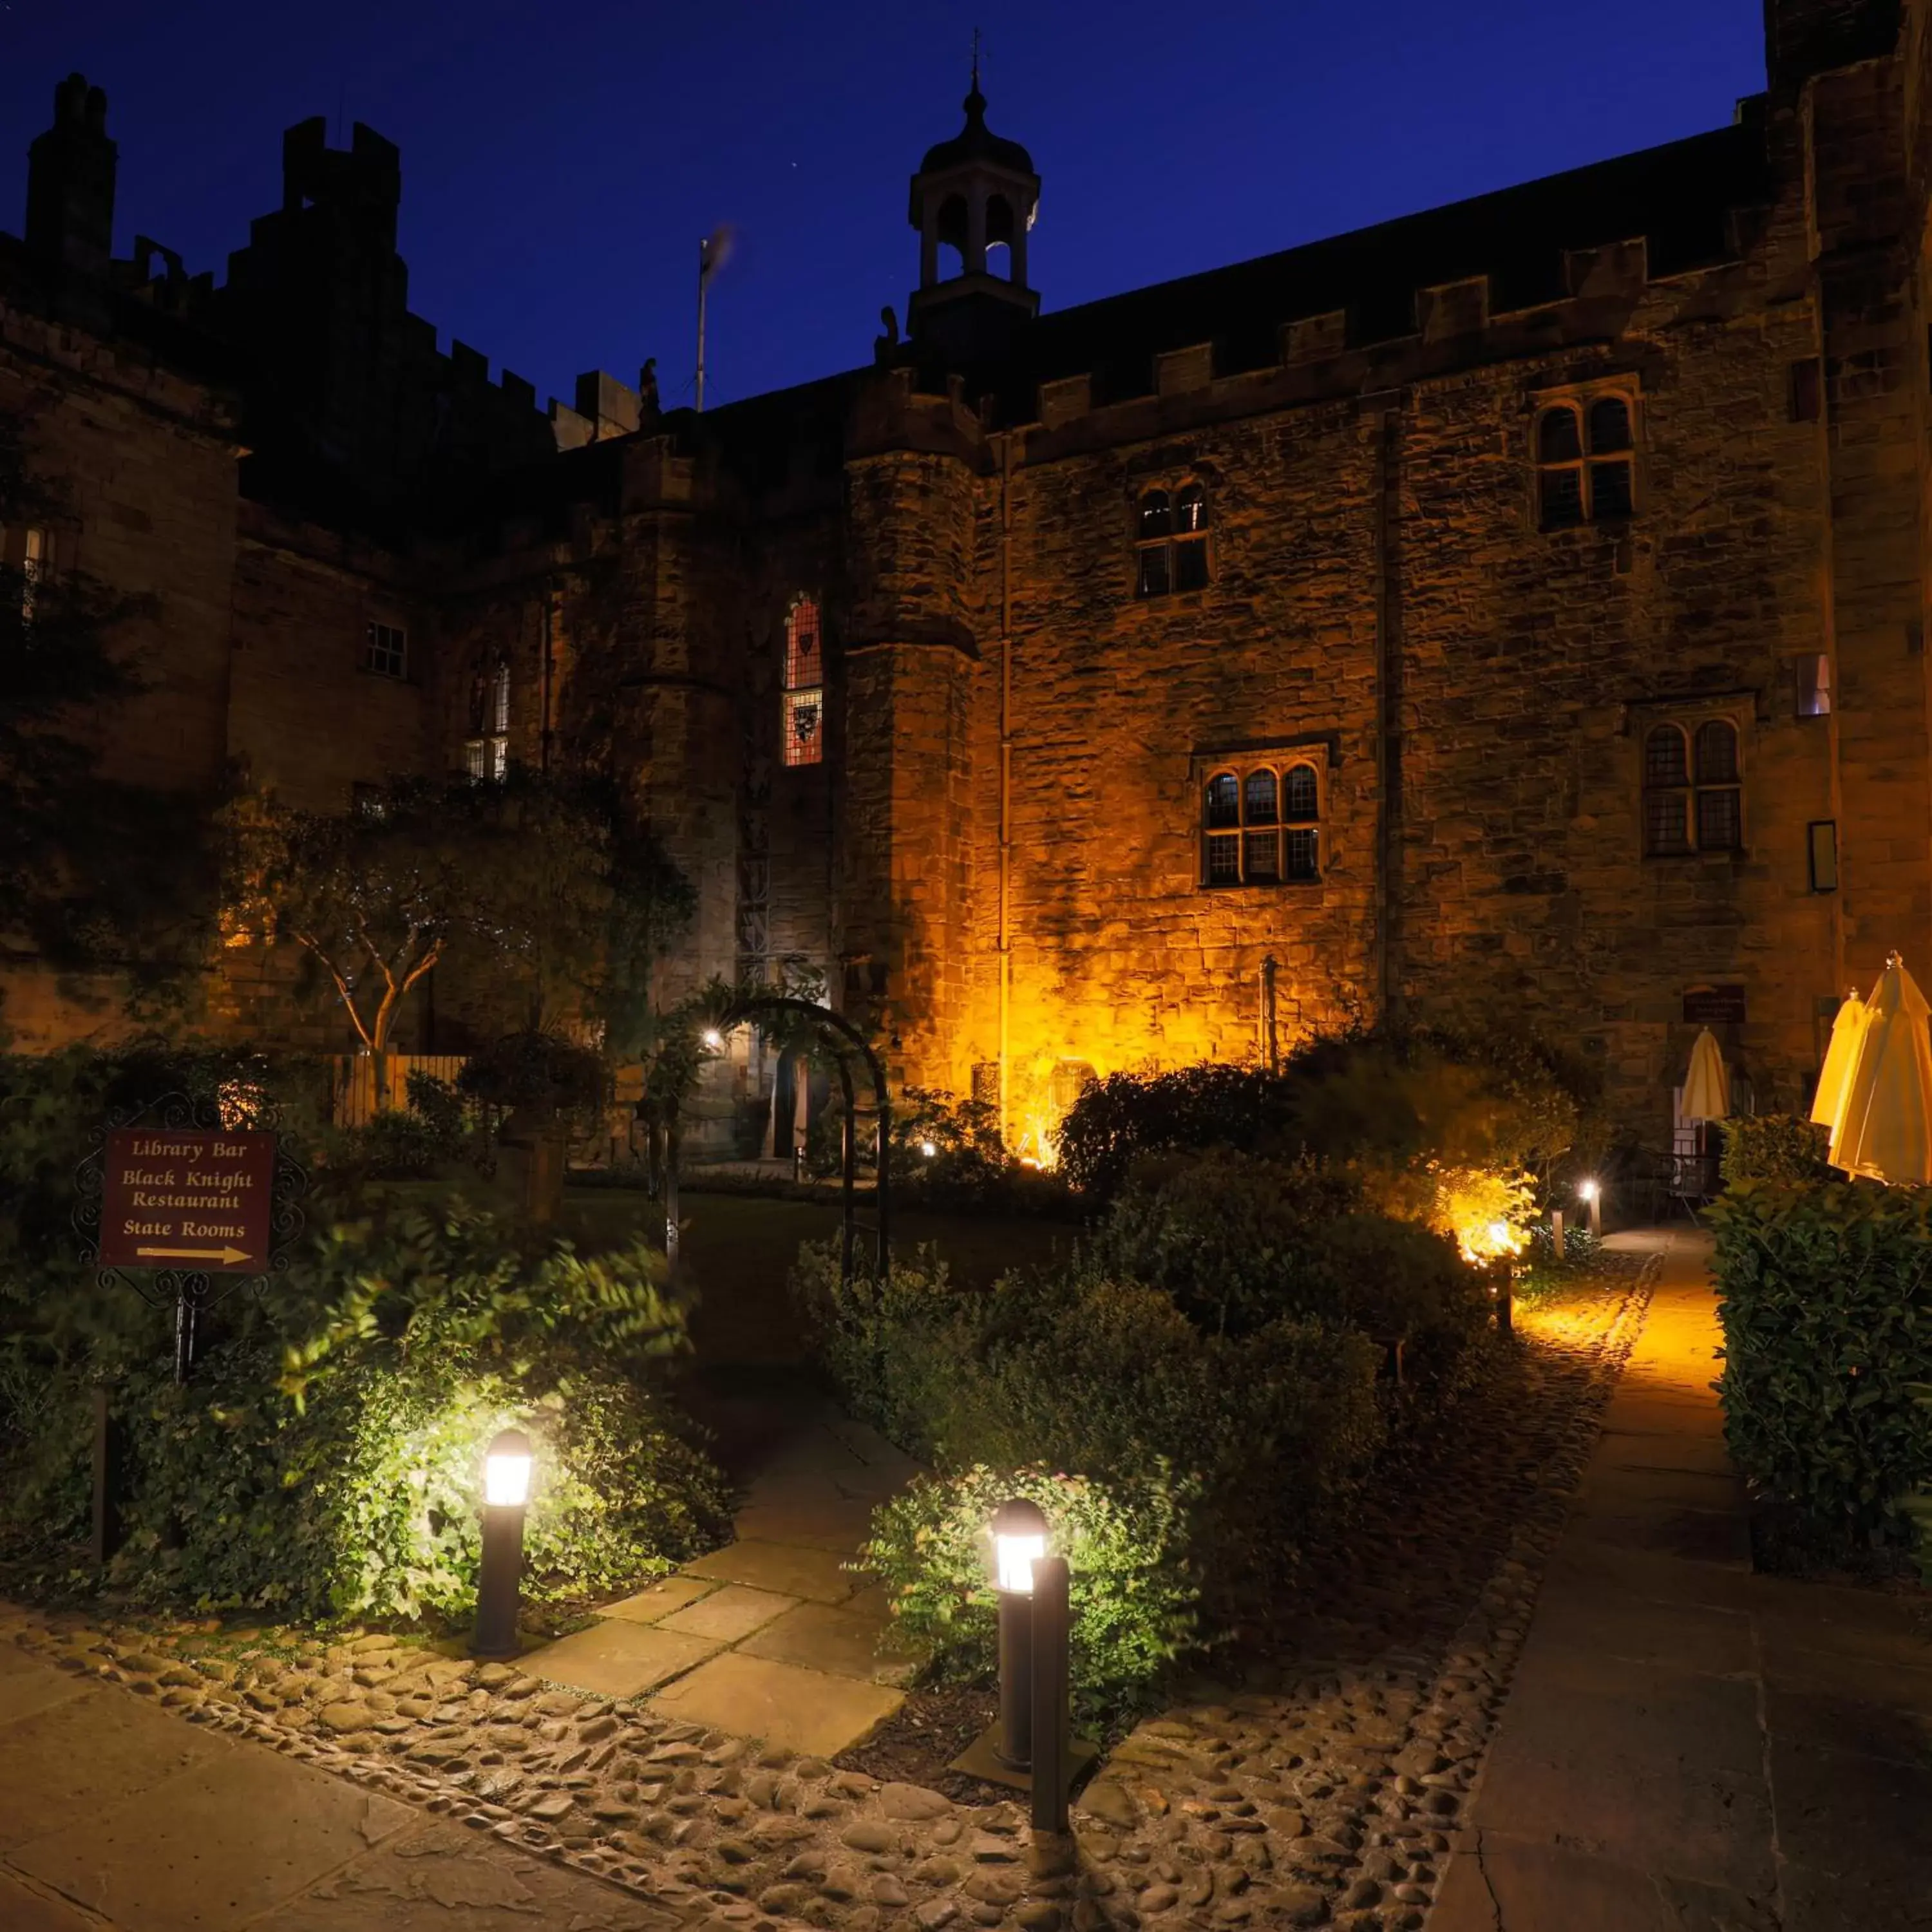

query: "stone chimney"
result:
(25, 73), (117, 276)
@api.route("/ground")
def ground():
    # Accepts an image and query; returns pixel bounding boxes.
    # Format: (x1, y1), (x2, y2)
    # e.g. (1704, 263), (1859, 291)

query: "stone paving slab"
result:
(0, 1681), (231, 1850)
(0, 1870), (102, 1932)
(737, 1600), (918, 1686)
(10, 1745), (417, 1931)
(681, 1539), (861, 1604)
(1437, 1230), (1932, 1932)
(657, 1583), (798, 1642)
(730, 1496), (881, 1553)
(1430, 1835), (1776, 1932)
(266, 1820), (683, 1932)
(598, 1577), (717, 1625)
(647, 1650), (902, 1756)
(526, 1620), (721, 1699)
(1469, 1647), (1776, 1897)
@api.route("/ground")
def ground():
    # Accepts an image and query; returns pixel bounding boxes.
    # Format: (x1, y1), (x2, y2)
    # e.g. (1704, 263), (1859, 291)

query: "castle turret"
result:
(25, 73), (117, 277)
(906, 68), (1039, 361)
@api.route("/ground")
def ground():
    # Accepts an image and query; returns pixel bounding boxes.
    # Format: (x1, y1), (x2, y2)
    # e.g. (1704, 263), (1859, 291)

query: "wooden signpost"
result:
(97, 1128), (277, 1274)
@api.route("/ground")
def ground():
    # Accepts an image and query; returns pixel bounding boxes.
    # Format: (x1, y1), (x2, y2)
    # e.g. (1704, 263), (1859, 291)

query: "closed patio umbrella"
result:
(1830, 952), (1932, 1185)
(1810, 987), (1868, 1137)
(1681, 1027), (1732, 1122)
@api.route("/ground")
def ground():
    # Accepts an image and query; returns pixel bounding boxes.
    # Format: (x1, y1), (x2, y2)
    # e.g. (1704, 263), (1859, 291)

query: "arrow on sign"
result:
(135, 1245), (254, 1265)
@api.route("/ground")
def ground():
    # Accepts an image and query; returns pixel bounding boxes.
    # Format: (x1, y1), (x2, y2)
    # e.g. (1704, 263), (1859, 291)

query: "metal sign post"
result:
(73, 1090), (306, 1561)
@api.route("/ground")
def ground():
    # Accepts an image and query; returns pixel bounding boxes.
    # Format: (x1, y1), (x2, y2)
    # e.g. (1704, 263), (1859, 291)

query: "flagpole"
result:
(696, 237), (707, 413)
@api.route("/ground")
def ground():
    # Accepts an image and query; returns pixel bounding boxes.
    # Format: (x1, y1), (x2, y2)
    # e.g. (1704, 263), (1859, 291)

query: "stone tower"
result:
(25, 73), (117, 276)
(905, 67), (1040, 361)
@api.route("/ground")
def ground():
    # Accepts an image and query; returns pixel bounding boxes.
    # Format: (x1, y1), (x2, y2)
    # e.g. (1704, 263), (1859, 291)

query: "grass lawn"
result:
(562, 1186), (1083, 1367)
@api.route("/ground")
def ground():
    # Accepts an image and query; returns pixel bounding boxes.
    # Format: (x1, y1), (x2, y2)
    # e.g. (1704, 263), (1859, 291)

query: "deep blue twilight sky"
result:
(1, 3), (1765, 413)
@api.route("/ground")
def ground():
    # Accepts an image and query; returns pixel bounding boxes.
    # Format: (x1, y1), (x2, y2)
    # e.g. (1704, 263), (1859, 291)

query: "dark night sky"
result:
(1, 3), (1764, 413)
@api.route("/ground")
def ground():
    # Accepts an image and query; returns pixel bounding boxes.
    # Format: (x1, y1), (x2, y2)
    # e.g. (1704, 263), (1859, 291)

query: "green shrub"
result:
(1709, 1177), (1932, 1558)
(791, 1241), (1384, 1591)
(83, 1338), (728, 1618)
(1099, 1151), (1488, 1372)
(860, 1463), (1200, 1727)
(0, 1052), (729, 1616)
(1056, 1065), (1303, 1200)
(1056, 1028), (1595, 1202)
(1721, 1114), (1832, 1188)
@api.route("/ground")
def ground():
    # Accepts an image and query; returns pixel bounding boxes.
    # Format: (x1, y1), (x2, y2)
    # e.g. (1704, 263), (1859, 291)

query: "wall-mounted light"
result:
(703, 1028), (724, 1050)
(920, 1139), (938, 1159)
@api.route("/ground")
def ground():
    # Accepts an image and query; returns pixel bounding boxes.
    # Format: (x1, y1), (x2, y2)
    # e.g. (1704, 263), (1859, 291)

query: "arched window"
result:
(465, 659), (510, 782)
(1537, 393), (1636, 530)
(1136, 482), (1211, 597)
(782, 595), (824, 767)
(1644, 719), (1741, 855)
(1203, 759), (1318, 886)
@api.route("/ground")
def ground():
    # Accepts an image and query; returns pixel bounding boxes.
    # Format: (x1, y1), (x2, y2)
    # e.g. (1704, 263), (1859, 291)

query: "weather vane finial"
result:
(971, 25), (982, 95)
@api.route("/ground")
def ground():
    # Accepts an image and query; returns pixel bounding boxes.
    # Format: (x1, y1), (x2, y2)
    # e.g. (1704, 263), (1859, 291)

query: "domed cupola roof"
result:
(916, 82), (1035, 183)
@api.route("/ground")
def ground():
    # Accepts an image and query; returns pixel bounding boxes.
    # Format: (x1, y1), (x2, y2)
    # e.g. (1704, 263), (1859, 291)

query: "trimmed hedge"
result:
(1709, 1177), (1932, 1560)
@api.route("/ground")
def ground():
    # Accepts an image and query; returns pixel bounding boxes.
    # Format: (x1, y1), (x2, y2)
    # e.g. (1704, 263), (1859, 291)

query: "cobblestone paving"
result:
(0, 1260), (1653, 1932)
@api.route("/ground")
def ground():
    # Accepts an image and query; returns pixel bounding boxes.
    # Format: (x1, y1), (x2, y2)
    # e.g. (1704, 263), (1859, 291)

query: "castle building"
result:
(4, 0), (1931, 1155)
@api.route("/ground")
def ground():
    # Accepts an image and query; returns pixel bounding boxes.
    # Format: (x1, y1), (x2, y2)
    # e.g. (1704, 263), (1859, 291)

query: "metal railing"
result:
(328, 1053), (469, 1129)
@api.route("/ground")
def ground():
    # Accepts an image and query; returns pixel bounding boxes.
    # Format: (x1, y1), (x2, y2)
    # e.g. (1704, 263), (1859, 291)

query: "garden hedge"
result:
(1709, 1176), (1932, 1561)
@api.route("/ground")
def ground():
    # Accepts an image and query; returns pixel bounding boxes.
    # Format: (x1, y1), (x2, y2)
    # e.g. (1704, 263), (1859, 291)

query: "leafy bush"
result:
(1721, 1114), (1832, 1188)
(791, 1241), (1384, 1591)
(1099, 1151), (1489, 1371)
(860, 1463), (1200, 1727)
(1056, 1065), (1303, 1200)
(890, 1087), (1084, 1218)
(1709, 1177), (1932, 1559)
(0, 1048), (728, 1615)
(1057, 1027), (1594, 1202)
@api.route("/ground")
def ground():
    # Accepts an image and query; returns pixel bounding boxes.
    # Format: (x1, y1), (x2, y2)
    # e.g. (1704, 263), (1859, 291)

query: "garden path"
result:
(522, 1375), (922, 1757)
(0, 1639), (675, 1931)
(1430, 1227), (1932, 1932)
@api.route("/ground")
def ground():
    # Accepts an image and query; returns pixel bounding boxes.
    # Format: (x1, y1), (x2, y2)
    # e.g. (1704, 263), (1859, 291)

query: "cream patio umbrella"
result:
(1829, 952), (1932, 1184)
(1810, 987), (1868, 1138)
(1681, 1027), (1732, 1122)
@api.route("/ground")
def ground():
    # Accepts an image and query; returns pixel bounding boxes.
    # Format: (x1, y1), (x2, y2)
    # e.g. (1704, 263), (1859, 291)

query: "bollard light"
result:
(993, 1496), (1048, 1594)
(472, 1427), (533, 1660)
(485, 1430), (533, 1506)
(991, 1497), (1048, 1768)
(1578, 1177), (1602, 1238)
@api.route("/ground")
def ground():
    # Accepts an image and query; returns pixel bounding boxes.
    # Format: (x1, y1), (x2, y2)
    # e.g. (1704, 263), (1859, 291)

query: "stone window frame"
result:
(1642, 714), (1744, 858)
(1531, 381), (1639, 532)
(1133, 479), (1212, 599)
(781, 592), (825, 768)
(465, 659), (511, 782)
(1197, 754), (1323, 889)
(363, 618), (409, 681)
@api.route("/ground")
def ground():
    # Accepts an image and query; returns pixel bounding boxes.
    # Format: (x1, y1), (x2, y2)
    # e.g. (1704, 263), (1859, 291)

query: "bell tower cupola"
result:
(906, 58), (1039, 357)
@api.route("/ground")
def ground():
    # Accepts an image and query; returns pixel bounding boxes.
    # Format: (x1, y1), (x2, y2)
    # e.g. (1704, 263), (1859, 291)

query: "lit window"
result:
(464, 661), (511, 782)
(1202, 759), (1319, 886)
(364, 620), (408, 679)
(1537, 395), (1636, 531)
(20, 526), (48, 621)
(1795, 653), (1832, 717)
(1136, 483), (1211, 598)
(1644, 719), (1741, 856)
(782, 594), (824, 767)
